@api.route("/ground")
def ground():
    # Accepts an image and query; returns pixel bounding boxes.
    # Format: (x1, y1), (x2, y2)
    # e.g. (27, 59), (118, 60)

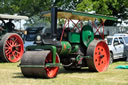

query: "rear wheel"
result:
(0, 33), (24, 62)
(86, 40), (110, 72)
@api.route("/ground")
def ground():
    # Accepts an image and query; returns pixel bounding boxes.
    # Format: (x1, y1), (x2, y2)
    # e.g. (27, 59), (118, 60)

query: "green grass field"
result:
(0, 61), (128, 85)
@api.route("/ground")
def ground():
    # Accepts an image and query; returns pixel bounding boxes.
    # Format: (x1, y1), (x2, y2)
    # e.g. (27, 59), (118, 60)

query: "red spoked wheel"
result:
(0, 33), (24, 62)
(86, 40), (110, 72)
(45, 52), (60, 78)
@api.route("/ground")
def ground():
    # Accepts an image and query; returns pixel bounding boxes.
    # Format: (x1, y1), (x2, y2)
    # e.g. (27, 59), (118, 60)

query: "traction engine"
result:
(0, 14), (28, 62)
(19, 7), (117, 78)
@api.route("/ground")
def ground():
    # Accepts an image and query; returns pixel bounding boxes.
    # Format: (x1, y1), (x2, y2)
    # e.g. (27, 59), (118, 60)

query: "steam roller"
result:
(19, 7), (117, 78)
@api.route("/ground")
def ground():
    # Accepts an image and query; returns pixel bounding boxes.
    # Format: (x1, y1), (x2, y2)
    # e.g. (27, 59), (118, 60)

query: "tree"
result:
(0, 0), (82, 16)
(0, 0), (82, 26)
(76, 0), (128, 25)
(53, 0), (82, 10)
(0, 0), (52, 16)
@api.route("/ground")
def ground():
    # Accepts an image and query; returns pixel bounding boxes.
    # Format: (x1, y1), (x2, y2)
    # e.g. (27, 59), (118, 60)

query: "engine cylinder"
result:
(59, 41), (72, 55)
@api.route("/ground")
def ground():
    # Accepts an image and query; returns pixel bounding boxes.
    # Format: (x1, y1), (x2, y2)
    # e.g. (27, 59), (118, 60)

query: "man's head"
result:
(9, 19), (13, 22)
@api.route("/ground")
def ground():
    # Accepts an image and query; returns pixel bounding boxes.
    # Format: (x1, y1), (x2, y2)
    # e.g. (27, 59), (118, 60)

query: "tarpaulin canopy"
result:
(42, 10), (117, 21)
(116, 65), (128, 69)
(0, 14), (29, 20)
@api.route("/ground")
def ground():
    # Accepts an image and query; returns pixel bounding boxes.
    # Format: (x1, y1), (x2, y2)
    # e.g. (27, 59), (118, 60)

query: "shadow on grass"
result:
(12, 68), (96, 79)
(58, 67), (95, 74)
(13, 72), (26, 78)
(13, 72), (54, 79)
(112, 58), (128, 64)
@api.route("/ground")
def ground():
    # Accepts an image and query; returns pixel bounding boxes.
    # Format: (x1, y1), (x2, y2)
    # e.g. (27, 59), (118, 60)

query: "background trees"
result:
(0, 0), (128, 25)
(76, 0), (128, 24)
(0, 0), (81, 26)
(0, 0), (82, 16)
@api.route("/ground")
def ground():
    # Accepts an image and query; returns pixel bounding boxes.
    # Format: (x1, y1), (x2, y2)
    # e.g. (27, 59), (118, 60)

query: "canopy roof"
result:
(42, 10), (117, 21)
(0, 14), (29, 20)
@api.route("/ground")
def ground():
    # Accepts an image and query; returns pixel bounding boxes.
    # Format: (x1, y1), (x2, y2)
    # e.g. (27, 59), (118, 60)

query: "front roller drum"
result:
(86, 40), (110, 72)
(20, 51), (60, 78)
(0, 33), (24, 62)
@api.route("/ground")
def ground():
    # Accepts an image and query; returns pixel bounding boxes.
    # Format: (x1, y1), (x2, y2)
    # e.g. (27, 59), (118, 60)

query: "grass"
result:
(0, 61), (128, 85)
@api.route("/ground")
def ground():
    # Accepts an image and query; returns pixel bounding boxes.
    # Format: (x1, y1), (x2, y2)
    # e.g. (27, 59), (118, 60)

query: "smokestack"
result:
(51, 7), (57, 38)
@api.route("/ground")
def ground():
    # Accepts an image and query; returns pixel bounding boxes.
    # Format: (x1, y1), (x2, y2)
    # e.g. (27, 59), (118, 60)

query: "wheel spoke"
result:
(5, 47), (9, 49)
(16, 44), (21, 47)
(5, 49), (9, 53)
(12, 52), (16, 59)
(6, 41), (11, 46)
(13, 38), (18, 43)
(5, 50), (11, 56)
(11, 40), (15, 46)
(7, 55), (12, 60)
(15, 51), (20, 55)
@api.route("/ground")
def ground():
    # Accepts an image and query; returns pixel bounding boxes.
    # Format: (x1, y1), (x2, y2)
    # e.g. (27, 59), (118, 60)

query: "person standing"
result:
(6, 19), (15, 32)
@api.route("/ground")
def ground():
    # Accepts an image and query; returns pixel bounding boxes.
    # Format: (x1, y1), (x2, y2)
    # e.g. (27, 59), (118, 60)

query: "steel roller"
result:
(20, 50), (60, 78)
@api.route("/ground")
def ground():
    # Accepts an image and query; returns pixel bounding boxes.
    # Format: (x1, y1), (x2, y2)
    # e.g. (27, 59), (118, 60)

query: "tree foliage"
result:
(1, 0), (128, 26)
(0, 0), (82, 25)
(0, 0), (82, 16)
(0, 0), (128, 20)
(0, 0), (52, 17)
(76, 0), (128, 20)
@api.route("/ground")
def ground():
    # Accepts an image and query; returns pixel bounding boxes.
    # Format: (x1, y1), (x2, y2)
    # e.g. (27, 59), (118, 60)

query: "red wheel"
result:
(45, 52), (60, 78)
(86, 40), (110, 72)
(0, 33), (24, 62)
